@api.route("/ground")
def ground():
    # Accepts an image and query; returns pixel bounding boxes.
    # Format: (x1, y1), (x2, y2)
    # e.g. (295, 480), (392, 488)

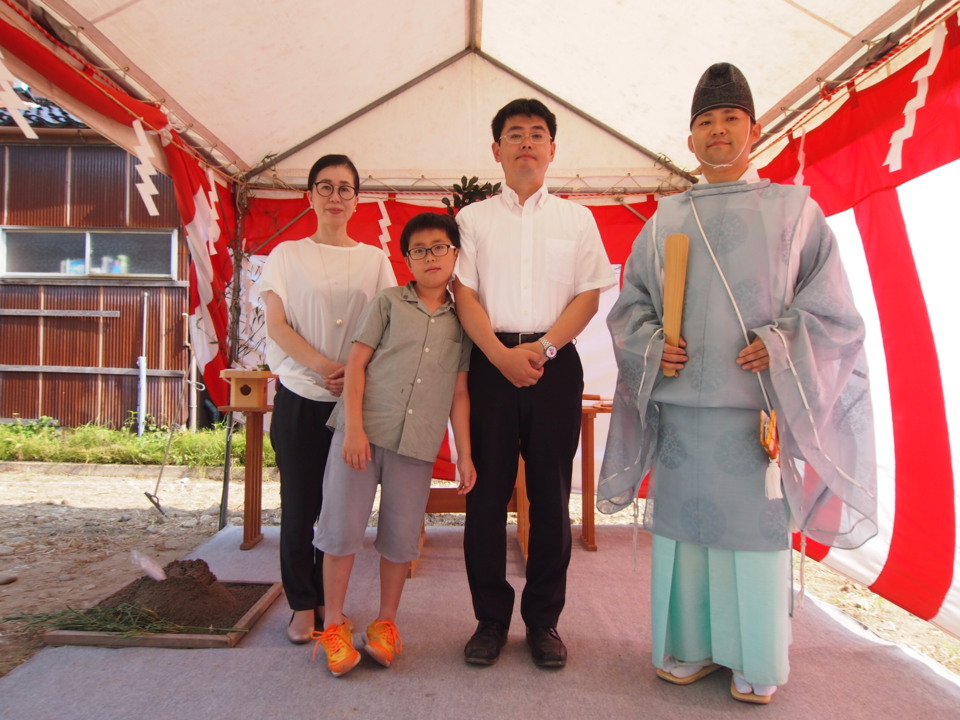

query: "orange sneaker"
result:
(311, 622), (360, 677)
(363, 619), (403, 667)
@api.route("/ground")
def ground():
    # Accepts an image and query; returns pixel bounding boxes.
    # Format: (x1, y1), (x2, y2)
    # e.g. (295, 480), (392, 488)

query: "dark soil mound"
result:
(98, 559), (242, 629)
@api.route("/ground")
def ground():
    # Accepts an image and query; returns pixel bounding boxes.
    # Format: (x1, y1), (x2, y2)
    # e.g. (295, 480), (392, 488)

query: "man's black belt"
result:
(495, 331), (545, 347)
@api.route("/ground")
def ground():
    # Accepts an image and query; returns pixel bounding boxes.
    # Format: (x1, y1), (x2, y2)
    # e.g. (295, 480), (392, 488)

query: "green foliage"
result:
(441, 175), (501, 216)
(0, 421), (276, 468)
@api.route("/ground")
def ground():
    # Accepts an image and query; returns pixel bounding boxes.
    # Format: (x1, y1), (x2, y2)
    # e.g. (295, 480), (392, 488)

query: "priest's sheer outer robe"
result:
(597, 174), (877, 553)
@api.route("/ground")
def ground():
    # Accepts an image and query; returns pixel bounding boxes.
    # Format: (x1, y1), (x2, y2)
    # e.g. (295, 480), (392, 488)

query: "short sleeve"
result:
(352, 290), (392, 350)
(454, 206), (479, 291)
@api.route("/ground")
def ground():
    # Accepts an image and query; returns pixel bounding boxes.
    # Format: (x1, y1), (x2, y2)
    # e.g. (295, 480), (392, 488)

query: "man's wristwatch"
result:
(538, 336), (558, 360)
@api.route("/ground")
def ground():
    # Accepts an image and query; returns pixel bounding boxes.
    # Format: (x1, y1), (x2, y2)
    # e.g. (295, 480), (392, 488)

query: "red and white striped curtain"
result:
(761, 14), (960, 636)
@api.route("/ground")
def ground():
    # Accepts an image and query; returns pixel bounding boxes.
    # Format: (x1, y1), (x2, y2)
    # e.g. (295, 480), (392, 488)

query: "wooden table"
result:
(417, 395), (610, 567)
(218, 404), (271, 550)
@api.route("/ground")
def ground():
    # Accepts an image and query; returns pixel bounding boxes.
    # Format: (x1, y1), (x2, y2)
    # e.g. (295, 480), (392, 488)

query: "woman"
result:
(259, 154), (396, 644)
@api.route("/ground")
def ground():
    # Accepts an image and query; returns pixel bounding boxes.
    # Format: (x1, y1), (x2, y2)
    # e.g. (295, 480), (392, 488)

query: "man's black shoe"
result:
(464, 621), (508, 665)
(526, 626), (567, 668)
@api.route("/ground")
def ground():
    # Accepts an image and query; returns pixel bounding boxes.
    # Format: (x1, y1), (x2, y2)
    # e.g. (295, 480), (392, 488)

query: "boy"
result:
(311, 211), (476, 677)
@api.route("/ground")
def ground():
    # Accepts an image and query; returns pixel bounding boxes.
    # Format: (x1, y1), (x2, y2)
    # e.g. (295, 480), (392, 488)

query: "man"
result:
(598, 64), (876, 704)
(454, 98), (615, 668)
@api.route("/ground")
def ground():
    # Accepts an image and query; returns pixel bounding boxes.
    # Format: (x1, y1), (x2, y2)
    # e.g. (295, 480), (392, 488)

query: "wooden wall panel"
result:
(0, 149), (6, 224)
(1, 142), (190, 428)
(0, 285), (41, 365)
(161, 288), (188, 371)
(41, 374), (99, 427)
(70, 146), (127, 227)
(100, 375), (137, 430)
(0, 373), (40, 420)
(101, 286), (145, 371)
(42, 286), (98, 367)
(6, 146), (67, 226)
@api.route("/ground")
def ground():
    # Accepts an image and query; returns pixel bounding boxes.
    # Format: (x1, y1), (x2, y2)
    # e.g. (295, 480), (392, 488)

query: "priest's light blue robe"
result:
(598, 169), (877, 685)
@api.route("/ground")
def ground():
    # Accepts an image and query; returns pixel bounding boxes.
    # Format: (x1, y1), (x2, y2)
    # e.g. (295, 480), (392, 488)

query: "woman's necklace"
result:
(316, 243), (352, 327)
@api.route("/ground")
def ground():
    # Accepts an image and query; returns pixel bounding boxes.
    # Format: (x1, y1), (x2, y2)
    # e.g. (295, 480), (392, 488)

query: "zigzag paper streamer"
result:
(132, 118), (160, 216)
(794, 126), (807, 187)
(206, 168), (221, 256)
(0, 50), (38, 140)
(884, 22), (946, 172)
(377, 199), (393, 256)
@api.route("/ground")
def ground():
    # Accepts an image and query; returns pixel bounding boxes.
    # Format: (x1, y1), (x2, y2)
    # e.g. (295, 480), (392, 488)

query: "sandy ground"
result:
(0, 464), (957, 679)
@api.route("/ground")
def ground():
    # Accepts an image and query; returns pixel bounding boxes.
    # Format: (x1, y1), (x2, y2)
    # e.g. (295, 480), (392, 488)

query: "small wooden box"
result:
(220, 369), (275, 409)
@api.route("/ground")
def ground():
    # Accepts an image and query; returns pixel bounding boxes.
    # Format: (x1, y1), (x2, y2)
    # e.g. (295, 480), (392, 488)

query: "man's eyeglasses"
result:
(500, 132), (551, 145)
(313, 181), (357, 200)
(406, 244), (456, 260)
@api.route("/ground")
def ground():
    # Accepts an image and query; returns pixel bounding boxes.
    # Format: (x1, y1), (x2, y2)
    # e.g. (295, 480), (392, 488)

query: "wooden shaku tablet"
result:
(662, 233), (689, 377)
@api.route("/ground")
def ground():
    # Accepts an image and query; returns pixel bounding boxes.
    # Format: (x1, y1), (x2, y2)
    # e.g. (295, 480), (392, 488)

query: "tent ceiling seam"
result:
(469, 0), (482, 51)
(474, 49), (696, 184)
(782, 0), (855, 38)
(239, 48), (473, 183)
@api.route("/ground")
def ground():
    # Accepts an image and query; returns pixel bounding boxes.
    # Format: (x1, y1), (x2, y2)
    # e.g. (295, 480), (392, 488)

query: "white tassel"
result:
(765, 458), (783, 500)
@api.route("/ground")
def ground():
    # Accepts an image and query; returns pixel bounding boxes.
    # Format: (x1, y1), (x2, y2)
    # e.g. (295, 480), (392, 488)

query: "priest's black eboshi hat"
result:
(690, 62), (755, 126)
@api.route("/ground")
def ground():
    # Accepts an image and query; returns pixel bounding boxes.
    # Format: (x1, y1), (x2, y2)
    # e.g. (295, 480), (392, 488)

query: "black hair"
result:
(400, 212), (461, 256)
(491, 98), (557, 142)
(307, 154), (360, 192)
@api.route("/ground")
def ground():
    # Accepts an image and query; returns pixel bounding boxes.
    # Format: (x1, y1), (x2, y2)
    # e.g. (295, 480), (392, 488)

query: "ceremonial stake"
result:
(662, 233), (689, 378)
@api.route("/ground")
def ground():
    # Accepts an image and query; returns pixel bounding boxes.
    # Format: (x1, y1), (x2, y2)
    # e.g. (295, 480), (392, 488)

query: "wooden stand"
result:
(411, 393), (608, 573)
(409, 479), (518, 577)
(219, 369), (276, 551)
(579, 395), (613, 551)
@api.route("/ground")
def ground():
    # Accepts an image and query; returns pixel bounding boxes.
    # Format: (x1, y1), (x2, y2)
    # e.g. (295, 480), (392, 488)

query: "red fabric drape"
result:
(854, 189), (954, 618)
(764, 15), (960, 622)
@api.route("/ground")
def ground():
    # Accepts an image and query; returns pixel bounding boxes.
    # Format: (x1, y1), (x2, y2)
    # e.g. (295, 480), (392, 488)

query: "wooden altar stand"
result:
(579, 395), (612, 551)
(219, 370), (275, 551)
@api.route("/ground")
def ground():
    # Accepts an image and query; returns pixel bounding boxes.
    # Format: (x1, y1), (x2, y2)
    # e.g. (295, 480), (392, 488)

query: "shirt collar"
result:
(500, 181), (550, 209)
(400, 280), (455, 313)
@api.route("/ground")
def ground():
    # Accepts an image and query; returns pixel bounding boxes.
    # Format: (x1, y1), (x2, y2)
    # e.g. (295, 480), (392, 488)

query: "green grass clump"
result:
(3, 604), (245, 635)
(0, 417), (275, 468)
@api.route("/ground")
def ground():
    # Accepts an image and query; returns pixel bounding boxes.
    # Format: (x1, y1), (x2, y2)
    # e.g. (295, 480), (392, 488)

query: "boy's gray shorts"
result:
(313, 430), (434, 563)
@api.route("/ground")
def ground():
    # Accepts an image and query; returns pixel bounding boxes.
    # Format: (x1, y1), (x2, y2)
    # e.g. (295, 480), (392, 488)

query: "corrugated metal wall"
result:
(6, 146), (68, 226)
(0, 142), (192, 428)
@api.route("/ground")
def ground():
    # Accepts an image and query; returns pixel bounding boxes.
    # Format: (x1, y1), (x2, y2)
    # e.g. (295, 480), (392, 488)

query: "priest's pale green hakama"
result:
(651, 536), (791, 686)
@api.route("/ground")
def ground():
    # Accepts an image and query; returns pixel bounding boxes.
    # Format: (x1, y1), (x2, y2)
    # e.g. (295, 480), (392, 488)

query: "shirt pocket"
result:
(437, 337), (464, 373)
(545, 236), (577, 285)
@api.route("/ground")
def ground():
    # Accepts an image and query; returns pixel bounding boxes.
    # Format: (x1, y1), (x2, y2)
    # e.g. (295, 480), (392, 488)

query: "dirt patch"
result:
(97, 559), (240, 628)
(0, 465), (957, 679)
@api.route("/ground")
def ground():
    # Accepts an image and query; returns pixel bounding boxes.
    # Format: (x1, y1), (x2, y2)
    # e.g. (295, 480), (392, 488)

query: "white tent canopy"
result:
(0, 0), (938, 191)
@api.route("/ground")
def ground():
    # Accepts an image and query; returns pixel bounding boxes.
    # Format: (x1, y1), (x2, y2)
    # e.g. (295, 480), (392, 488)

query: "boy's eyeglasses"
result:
(312, 181), (357, 200)
(500, 132), (551, 145)
(406, 244), (456, 260)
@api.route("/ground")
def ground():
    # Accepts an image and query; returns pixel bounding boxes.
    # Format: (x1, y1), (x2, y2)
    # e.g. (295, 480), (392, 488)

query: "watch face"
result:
(545, 345), (558, 359)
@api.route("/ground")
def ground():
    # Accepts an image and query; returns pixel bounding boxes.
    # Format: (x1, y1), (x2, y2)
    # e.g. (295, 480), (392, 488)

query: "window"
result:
(1, 229), (176, 277)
